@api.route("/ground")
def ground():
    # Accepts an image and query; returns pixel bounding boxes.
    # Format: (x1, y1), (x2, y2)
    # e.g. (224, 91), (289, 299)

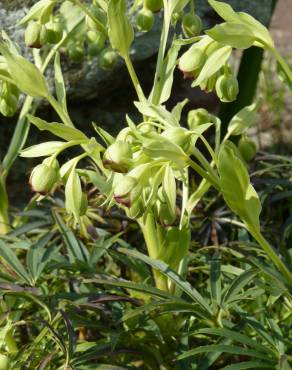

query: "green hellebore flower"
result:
(0, 354), (9, 370)
(103, 140), (133, 173)
(0, 94), (18, 117)
(114, 176), (142, 208)
(46, 21), (63, 44)
(25, 21), (42, 48)
(143, 0), (163, 12)
(136, 8), (154, 32)
(162, 127), (192, 153)
(238, 136), (257, 162)
(178, 45), (205, 79)
(68, 43), (84, 63)
(188, 108), (212, 130)
(215, 73), (239, 103)
(39, 24), (49, 45)
(99, 48), (118, 70)
(182, 12), (202, 38)
(30, 158), (59, 194)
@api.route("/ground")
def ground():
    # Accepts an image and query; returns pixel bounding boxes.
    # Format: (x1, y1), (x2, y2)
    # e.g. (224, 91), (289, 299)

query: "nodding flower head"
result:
(114, 175), (142, 208)
(29, 158), (59, 194)
(103, 141), (133, 173)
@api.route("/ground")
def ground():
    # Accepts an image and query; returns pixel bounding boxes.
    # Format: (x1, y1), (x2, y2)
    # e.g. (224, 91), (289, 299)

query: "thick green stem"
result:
(47, 95), (74, 127)
(139, 213), (168, 291)
(249, 227), (292, 286)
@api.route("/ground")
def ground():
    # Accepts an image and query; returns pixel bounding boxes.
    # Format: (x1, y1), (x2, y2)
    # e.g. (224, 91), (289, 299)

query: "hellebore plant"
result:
(0, 0), (292, 292)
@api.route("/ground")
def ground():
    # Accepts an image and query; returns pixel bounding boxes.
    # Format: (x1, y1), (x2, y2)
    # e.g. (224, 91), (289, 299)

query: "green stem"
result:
(47, 95), (74, 127)
(271, 47), (292, 85)
(124, 54), (146, 102)
(151, 2), (171, 105)
(5, 330), (18, 353)
(187, 158), (220, 190)
(249, 227), (292, 286)
(139, 213), (168, 291)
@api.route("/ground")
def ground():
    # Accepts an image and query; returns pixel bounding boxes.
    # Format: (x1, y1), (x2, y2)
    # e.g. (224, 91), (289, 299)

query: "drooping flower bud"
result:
(68, 43), (84, 63)
(188, 108), (212, 130)
(162, 127), (192, 153)
(25, 21), (42, 48)
(143, 0), (163, 12)
(29, 158), (59, 194)
(39, 25), (49, 46)
(114, 176), (142, 207)
(215, 72), (239, 103)
(178, 45), (205, 76)
(99, 48), (118, 70)
(46, 21), (63, 44)
(103, 141), (133, 173)
(0, 94), (18, 117)
(136, 8), (154, 32)
(87, 31), (106, 57)
(238, 136), (257, 162)
(182, 12), (202, 38)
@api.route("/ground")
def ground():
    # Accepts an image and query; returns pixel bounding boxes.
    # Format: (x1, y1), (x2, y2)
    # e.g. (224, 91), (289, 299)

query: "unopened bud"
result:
(30, 159), (59, 194)
(178, 45), (205, 75)
(99, 48), (118, 70)
(136, 9), (154, 32)
(114, 176), (142, 208)
(103, 141), (133, 173)
(215, 73), (239, 102)
(143, 0), (163, 12)
(238, 136), (257, 162)
(182, 13), (202, 38)
(25, 21), (42, 48)
(188, 108), (212, 130)
(162, 127), (192, 153)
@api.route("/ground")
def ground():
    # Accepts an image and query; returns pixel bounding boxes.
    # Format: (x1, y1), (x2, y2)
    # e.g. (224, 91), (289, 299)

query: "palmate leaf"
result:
(117, 248), (214, 317)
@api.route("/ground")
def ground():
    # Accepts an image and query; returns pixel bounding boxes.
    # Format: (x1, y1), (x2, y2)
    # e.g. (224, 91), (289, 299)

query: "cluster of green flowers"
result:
(179, 36), (239, 102)
(23, 0), (63, 49)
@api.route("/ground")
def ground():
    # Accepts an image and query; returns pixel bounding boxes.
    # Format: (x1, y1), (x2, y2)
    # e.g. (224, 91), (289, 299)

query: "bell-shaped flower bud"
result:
(238, 136), (257, 162)
(178, 45), (205, 78)
(30, 158), (59, 194)
(215, 72), (239, 103)
(68, 43), (84, 63)
(25, 21), (42, 48)
(143, 0), (163, 12)
(46, 21), (63, 44)
(188, 108), (212, 130)
(103, 141), (133, 173)
(39, 25), (49, 46)
(114, 176), (142, 208)
(136, 8), (154, 32)
(162, 127), (192, 153)
(87, 31), (106, 57)
(182, 12), (202, 38)
(0, 94), (18, 117)
(99, 48), (118, 70)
